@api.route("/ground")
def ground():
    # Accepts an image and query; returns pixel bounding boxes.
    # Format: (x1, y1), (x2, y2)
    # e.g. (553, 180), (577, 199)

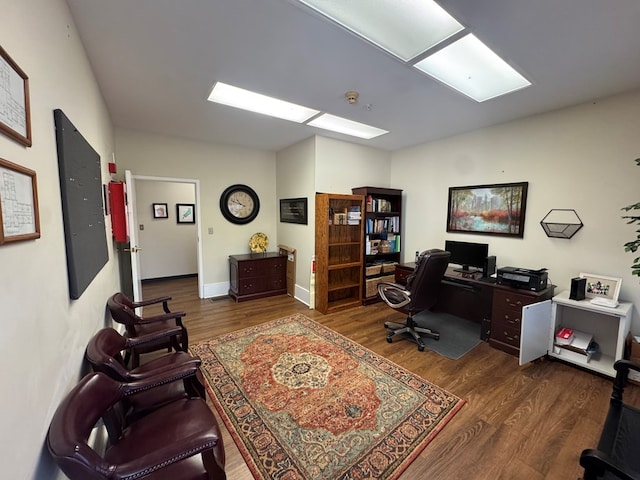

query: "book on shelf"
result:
(555, 327), (574, 345)
(365, 216), (400, 234)
(554, 329), (594, 358)
(365, 196), (394, 213)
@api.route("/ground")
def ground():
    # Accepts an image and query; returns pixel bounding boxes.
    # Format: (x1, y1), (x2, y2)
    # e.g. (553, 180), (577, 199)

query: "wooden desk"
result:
(395, 263), (554, 355)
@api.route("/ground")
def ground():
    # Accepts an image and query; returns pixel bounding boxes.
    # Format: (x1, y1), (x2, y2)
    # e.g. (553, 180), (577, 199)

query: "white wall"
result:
(392, 90), (640, 330)
(135, 180), (197, 279)
(0, 0), (120, 478)
(276, 137), (316, 304)
(315, 136), (391, 193)
(115, 129), (277, 297)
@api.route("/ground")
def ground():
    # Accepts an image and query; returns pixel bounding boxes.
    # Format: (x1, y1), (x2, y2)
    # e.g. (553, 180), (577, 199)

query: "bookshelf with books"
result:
(314, 193), (365, 314)
(352, 187), (403, 305)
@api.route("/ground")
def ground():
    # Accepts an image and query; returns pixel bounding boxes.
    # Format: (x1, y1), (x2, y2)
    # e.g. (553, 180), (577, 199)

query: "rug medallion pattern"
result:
(191, 314), (464, 480)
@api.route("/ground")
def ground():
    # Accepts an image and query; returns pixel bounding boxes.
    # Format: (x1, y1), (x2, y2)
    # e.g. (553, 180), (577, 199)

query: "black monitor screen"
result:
(444, 240), (488, 272)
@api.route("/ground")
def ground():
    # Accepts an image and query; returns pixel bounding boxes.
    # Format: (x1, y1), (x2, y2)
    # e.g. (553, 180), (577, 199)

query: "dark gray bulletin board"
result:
(54, 109), (108, 299)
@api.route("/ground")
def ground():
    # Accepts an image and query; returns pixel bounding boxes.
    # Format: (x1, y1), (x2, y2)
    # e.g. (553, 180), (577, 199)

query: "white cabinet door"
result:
(519, 299), (553, 366)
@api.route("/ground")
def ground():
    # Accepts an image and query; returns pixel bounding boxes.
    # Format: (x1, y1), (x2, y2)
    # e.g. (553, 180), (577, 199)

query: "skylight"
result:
(413, 34), (532, 102)
(207, 82), (319, 123)
(208, 82), (388, 140)
(308, 113), (389, 139)
(297, 0), (464, 62)
(295, 0), (531, 102)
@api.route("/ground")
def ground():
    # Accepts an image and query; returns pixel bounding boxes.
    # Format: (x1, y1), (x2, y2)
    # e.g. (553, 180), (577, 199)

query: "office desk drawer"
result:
(491, 325), (521, 348)
(489, 287), (554, 356)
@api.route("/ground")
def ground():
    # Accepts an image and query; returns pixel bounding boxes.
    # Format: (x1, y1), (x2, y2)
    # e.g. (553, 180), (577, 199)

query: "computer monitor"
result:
(444, 240), (489, 273)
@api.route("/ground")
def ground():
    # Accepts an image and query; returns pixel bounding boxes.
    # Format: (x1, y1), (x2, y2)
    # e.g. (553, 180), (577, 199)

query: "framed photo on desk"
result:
(579, 272), (622, 303)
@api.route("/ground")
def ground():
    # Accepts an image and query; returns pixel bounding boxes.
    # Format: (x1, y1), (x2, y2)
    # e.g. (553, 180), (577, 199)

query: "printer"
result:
(497, 266), (548, 291)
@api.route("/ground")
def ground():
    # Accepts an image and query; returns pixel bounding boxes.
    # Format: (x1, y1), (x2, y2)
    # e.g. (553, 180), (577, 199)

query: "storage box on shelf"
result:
(314, 193), (365, 314)
(352, 187), (403, 305)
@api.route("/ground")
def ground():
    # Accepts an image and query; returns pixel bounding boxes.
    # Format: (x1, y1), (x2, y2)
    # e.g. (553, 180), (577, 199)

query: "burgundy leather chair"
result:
(377, 249), (451, 351)
(107, 292), (188, 367)
(85, 327), (205, 422)
(47, 372), (226, 480)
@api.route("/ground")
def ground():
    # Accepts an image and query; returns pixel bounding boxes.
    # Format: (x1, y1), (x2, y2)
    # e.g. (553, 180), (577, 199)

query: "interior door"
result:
(124, 170), (142, 303)
(519, 299), (553, 365)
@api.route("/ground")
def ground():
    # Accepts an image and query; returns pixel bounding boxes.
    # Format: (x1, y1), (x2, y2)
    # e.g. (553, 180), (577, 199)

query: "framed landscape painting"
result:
(447, 182), (528, 237)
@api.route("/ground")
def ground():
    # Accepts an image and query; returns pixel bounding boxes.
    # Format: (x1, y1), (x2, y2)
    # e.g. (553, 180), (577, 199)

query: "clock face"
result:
(220, 184), (260, 224)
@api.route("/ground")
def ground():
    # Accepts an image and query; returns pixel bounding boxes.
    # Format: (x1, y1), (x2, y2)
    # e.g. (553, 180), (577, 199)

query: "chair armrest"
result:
(129, 351), (201, 379)
(136, 311), (187, 325)
(123, 363), (203, 396)
(612, 360), (640, 401)
(125, 325), (183, 346)
(129, 295), (172, 308)
(378, 282), (411, 309)
(580, 448), (639, 480)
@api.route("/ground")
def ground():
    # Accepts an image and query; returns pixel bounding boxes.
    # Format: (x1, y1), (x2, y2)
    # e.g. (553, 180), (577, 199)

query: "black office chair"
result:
(378, 249), (451, 351)
(580, 360), (640, 480)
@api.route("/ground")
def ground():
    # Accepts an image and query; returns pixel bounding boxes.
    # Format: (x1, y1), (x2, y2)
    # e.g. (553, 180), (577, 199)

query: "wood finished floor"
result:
(142, 277), (640, 480)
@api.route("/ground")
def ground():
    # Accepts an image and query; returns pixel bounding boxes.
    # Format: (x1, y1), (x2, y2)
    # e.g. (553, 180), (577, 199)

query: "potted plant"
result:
(622, 158), (640, 277)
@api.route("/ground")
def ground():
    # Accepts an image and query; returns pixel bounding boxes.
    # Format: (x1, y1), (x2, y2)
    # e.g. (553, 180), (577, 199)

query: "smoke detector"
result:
(345, 91), (359, 104)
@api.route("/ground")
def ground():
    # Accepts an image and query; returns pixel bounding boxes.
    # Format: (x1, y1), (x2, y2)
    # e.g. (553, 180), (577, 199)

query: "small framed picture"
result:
(176, 203), (195, 224)
(152, 203), (168, 219)
(579, 273), (622, 303)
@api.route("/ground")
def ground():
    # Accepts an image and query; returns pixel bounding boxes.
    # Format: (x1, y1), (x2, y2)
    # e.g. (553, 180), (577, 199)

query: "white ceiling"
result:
(65, 0), (640, 152)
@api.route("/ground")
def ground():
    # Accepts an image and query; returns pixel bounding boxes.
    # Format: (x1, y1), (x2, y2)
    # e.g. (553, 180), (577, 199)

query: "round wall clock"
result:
(219, 184), (260, 224)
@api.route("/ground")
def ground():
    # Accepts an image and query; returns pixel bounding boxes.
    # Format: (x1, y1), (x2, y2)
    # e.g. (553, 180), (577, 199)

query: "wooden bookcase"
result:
(352, 187), (403, 304)
(314, 193), (365, 314)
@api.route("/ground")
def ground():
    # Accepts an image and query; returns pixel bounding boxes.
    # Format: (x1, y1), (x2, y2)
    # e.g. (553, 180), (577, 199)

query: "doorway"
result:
(126, 173), (204, 299)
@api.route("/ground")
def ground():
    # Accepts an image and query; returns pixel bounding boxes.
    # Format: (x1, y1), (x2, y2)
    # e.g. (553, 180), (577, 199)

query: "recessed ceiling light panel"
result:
(297, 0), (464, 62)
(307, 113), (389, 139)
(207, 82), (320, 123)
(413, 34), (532, 102)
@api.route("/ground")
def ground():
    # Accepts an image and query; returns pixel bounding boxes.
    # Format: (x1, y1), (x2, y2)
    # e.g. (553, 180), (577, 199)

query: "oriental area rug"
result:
(191, 314), (464, 480)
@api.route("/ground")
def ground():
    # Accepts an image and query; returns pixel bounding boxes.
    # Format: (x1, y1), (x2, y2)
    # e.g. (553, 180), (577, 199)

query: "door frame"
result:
(127, 173), (204, 299)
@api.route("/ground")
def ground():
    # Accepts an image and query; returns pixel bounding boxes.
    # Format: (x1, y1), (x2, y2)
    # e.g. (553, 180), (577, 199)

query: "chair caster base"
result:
(418, 344), (425, 352)
(386, 335), (393, 343)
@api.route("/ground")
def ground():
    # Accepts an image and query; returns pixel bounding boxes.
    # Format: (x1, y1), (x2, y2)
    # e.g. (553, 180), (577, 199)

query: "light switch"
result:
(208, 227), (214, 235)
(139, 224), (144, 231)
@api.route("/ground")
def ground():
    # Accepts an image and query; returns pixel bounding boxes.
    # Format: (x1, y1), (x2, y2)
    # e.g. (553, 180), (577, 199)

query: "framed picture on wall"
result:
(447, 182), (528, 237)
(176, 203), (195, 224)
(0, 157), (40, 244)
(152, 203), (168, 219)
(280, 197), (308, 224)
(0, 47), (32, 147)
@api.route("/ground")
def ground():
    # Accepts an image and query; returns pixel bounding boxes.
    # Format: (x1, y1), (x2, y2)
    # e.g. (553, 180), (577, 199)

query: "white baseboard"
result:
(295, 285), (312, 308)
(202, 281), (312, 309)
(203, 281), (230, 299)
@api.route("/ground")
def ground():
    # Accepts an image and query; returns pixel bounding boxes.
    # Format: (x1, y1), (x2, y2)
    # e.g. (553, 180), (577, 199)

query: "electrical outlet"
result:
(139, 224), (144, 230)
